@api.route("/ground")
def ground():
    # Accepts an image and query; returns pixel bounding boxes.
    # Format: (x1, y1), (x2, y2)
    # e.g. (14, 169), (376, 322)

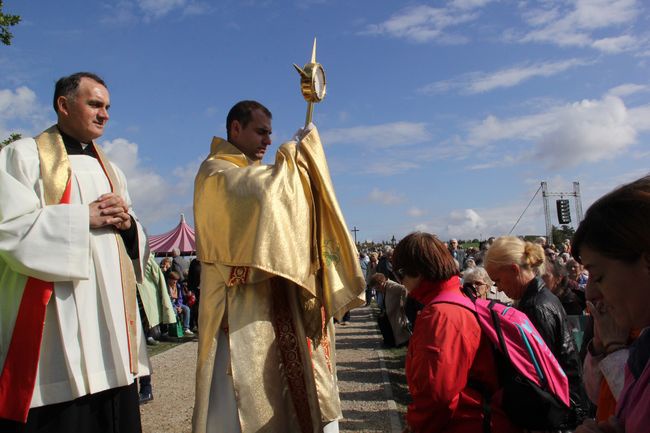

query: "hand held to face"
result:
(587, 300), (631, 354)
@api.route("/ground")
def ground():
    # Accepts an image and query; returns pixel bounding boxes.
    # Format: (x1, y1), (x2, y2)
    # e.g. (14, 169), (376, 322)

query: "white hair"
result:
(463, 266), (493, 287)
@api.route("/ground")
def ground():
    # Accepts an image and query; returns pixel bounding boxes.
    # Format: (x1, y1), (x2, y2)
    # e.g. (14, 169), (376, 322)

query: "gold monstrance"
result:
(294, 38), (327, 127)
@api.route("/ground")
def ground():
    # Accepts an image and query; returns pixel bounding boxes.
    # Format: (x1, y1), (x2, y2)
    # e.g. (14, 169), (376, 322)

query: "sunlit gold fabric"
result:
(34, 126), (139, 374)
(35, 126), (71, 206)
(192, 128), (365, 433)
(194, 129), (365, 322)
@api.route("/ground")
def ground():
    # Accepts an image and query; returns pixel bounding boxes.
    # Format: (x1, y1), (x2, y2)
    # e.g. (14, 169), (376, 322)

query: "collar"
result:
(207, 137), (260, 167)
(520, 276), (546, 302)
(57, 126), (97, 158)
(409, 275), (462, 306)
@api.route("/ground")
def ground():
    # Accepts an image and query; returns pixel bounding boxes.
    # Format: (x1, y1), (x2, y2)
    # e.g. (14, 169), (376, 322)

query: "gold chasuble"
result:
(193, 127), (365, 433)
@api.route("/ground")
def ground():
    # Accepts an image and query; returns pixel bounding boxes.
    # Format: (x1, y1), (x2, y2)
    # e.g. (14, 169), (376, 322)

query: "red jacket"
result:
(405, 277), (522, 433)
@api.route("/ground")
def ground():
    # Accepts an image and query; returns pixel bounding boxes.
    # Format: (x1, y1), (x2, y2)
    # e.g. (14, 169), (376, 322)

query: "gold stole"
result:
(35, 125), (139, 374)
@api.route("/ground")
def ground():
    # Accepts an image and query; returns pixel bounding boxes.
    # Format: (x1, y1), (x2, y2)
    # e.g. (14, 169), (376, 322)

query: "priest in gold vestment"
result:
(192, 101), (365, 433)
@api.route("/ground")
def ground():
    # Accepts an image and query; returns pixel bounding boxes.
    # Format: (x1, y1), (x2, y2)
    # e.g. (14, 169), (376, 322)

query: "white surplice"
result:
(0, 139), (149, 409)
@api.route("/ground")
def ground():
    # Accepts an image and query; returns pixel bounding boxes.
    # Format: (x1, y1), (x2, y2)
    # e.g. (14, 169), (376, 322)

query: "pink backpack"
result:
(433, 291), (571, 430)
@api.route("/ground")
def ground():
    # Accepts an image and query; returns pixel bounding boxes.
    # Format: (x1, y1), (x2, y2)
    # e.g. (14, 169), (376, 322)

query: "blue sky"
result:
(2, 0), (649, 243)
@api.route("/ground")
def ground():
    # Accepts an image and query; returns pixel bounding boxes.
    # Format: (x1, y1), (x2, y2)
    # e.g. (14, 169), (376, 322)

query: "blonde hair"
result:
(485, 236), (546, 276)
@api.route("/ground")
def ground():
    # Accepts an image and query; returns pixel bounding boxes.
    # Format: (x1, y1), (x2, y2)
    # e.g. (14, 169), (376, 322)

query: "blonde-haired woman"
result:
(485, 236), (589, 429)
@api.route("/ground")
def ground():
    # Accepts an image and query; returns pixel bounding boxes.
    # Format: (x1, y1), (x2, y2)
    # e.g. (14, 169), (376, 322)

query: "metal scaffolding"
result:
(541, 181), (583, 242)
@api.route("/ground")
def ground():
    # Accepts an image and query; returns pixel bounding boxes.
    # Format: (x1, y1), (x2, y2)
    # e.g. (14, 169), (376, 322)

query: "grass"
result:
(383, 344), (409, 424)
(368, 302), (410, 423)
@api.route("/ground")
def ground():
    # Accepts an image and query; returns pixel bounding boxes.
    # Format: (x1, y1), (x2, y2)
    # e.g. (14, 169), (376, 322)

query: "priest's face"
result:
(230, 109), (272, 161)
(57, 77), (110, 143)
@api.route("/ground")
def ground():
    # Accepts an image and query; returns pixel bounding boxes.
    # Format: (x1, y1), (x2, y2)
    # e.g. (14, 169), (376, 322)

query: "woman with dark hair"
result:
(393, 232), (521, 433)
(572, 175), (650, 433)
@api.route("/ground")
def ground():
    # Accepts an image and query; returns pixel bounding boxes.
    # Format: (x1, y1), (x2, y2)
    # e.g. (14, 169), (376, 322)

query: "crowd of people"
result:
(353, 175), (650, 433)
(152, 250), (201, 340)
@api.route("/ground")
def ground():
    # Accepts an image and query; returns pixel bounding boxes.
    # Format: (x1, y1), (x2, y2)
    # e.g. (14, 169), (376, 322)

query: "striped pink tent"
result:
(148, 214), (196, 256)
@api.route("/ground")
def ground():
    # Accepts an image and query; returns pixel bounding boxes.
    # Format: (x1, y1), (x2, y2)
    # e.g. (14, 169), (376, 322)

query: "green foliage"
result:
(1, 132), (22, 149)
(551, 224), (575, 246)
(0, 1), (21, 46)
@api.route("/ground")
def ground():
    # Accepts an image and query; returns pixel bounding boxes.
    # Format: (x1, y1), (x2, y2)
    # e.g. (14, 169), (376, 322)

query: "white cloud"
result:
(407, 207), (426, 217)
(468, 59), (590, 93)
(468, 111), (556, 145)
(100, 138), (193, 229)
(467, 95), (650, 169)
(450, 0), (492, 10)
(628, 104), (650, 131)
(101, 1), (138, 25)
(607, 83), (648, 97)
(446, 209), (488, 238)
(102, 0), (209, 23)
(0, 86), (52, 140)
(368, 187), (404, 205)
(412, 197), (548, 241)
(322, 122), (431, 148)
(514, 0), (641, 52)
(137, 0), (186, 19)
(419, 58), (590, 95)
(592, 34), (638, 53)
(0, 86), (38, 118)
(533, 97), (638, 167)
(182, 1), (211, 16)
(361, 2), (492, 43)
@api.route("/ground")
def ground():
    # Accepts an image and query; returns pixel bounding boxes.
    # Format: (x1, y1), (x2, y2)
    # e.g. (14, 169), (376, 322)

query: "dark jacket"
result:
(376, 255), (396, 281)
(517, 277), (589, 427)
(187, 258), (201, 292)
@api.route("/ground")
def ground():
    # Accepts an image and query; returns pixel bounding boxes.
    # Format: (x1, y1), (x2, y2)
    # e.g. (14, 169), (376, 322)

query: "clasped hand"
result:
(89, 193), (131, 230)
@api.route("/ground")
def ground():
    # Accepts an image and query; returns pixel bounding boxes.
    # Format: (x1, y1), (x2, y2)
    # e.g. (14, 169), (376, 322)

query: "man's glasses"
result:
(395, 268), (406, 281)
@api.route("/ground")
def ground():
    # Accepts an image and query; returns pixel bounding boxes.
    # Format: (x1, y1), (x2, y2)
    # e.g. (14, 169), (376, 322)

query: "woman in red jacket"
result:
(393, 232), (521, 433)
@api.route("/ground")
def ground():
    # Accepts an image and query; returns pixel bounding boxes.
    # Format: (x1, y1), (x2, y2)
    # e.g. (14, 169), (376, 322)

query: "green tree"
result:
(1, 132), (21, 149)
(551, 224), (575, 246)
(0, 1), (21, 46)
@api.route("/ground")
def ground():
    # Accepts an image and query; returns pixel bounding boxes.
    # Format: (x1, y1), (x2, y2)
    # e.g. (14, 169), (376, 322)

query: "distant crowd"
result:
(355, 175), (650, 433)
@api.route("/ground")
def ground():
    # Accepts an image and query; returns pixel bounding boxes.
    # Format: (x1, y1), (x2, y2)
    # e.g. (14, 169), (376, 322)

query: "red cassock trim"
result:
(0, 179), (71, 422)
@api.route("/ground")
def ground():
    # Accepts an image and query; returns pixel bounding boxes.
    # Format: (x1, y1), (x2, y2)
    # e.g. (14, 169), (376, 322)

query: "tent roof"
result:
(149, 214), (196, 256)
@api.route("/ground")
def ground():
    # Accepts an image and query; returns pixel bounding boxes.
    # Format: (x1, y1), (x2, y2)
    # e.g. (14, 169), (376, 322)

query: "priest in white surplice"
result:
(0, 72), (149, 433)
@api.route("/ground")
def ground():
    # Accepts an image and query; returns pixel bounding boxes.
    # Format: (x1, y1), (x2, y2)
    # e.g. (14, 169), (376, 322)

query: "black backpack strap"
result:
(467, 379), (492, 433)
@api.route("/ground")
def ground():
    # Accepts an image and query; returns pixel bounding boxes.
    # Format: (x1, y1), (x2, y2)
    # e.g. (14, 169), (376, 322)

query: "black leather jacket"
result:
(518, 276), (590, 426)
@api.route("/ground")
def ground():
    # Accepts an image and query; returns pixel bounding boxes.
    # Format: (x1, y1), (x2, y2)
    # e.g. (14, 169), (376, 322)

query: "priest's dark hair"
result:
(53, 72), (107, 113)
(226, 100), (272, 141)
(392, 231), (460, 281)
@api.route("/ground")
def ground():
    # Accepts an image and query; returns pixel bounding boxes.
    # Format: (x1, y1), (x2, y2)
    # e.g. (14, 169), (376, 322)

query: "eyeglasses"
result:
(396, 268), (406, 281)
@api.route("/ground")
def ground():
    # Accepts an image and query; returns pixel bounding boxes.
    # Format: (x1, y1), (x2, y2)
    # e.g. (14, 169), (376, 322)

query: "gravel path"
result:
(140, 305), (402, 433)
(140, 340), (196, 433)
